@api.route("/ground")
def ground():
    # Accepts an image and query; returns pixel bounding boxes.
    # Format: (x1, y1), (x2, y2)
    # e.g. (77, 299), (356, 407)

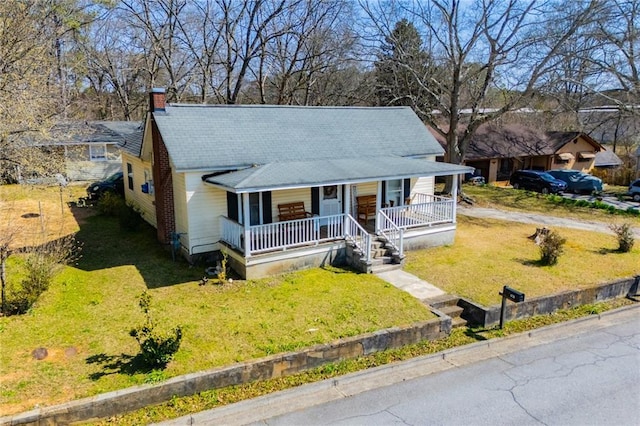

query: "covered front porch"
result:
(218, 190), (459, 278)
(204, 156), (471, 278)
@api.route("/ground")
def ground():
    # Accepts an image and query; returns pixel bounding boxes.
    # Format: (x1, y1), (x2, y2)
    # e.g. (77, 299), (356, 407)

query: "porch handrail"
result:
(377, 209), (403, 258)
(220, 216), (244, 250)
(411, 192), (450, 205)
(382, 197), (454, 229)
(344, 214), (371, 262)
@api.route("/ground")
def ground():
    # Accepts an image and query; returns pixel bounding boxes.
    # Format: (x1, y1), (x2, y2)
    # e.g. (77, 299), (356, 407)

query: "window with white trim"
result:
(89, 144), (107, 161)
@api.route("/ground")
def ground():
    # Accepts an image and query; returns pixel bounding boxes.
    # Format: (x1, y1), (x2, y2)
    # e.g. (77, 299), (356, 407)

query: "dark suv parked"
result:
(86, 172), (124, 200)
(509, 170), (567, 194)
(629, 179), (640, 202)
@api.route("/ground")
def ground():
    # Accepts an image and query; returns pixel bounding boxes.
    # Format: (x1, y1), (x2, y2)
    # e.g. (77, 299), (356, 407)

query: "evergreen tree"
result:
(374, 19), (438, 118)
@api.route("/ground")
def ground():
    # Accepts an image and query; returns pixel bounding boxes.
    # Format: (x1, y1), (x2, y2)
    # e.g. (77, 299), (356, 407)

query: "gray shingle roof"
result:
(204, 156), (471, 192)
(594, 150), (623, 167)
(153, 104), (444, 171)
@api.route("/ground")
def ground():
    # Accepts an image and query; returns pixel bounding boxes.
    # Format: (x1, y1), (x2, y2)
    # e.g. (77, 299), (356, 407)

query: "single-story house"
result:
(594, 149), (623, 169)
(29, 121), (142, 181)
(438, 124), (604, 183)
(121, 89), (471, 279)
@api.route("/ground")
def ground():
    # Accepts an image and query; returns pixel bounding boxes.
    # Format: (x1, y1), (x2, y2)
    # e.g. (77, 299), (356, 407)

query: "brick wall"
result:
(151, 118), (175, 244)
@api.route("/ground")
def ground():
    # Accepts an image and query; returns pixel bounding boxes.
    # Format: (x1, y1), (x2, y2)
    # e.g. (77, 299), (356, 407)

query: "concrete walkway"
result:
(458, 205), (640, 238)
(375, 269), (444, 300)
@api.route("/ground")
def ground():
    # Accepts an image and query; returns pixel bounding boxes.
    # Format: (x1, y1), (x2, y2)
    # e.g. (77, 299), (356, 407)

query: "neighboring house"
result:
(37, 121), (142, 181)
(121, 89), (471, 279)
(440, 124), (604, 183)
(594, 149), (623, 169)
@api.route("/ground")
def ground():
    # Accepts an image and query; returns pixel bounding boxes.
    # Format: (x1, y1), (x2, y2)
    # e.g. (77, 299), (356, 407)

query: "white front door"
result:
(320, 185), (341, 216)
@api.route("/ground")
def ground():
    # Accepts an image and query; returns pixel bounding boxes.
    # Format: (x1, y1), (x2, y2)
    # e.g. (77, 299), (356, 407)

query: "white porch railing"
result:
(221, 216), (244, 250)
(221, 214), (369, 257)
(381, 194), (454, 229)
(344, 214), (372, 263)
(219, 193), (454, 259)
(377, 210), (403, 257)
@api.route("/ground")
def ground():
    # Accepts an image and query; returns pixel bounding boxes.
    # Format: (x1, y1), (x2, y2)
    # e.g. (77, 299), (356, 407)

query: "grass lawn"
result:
(462, 184), (640, 225)
(406, 215), (640, 306)
(0, 185), (432, 416)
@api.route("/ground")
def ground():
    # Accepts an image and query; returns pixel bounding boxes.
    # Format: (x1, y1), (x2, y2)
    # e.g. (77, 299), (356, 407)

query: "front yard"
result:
(0, 186), (431, 415)
(406, 215), (639, 306)
(1, 184), (638, 417)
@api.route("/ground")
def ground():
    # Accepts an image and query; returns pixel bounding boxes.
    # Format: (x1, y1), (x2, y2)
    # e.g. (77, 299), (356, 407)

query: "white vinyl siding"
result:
(184, 174), (227, 255)
(65, 144), (122, 181)
(271, 188), (312, 221)
(355, 181), (377, 196)
(412, 176), (435, 197)
(172, 172), (188, 239)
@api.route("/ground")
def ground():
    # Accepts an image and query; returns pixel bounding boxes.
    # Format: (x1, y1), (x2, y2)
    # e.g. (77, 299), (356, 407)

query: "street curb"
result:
(158, 304), (639, 426)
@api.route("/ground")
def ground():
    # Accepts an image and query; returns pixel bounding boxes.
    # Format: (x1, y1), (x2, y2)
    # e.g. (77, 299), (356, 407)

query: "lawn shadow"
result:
(514, 257), (547, 267)
(594, 247), (619, 255)
(86, 352), (156, 380)
(68, 203), (203, 288)
(464, 327), (490, 341)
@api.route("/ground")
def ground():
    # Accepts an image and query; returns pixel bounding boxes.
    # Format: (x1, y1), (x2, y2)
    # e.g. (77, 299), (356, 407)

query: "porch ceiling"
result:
(203, 156), (472, 193)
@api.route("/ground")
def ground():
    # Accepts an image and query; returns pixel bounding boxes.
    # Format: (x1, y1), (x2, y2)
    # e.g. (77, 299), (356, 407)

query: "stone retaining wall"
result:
(2, 317), (450, 425)
(458, 276), (639, 327)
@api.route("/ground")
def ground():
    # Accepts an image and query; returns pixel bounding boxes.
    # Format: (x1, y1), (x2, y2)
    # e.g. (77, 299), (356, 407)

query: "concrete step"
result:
(370, 263), (403, 274)
(423, 294), (461, 309)
(451, 316), (468, 328)
(370, 256), (395, 266)
(438, 304), (464, 319)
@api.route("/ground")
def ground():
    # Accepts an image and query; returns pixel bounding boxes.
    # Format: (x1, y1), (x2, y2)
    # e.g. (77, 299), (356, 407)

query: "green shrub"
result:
(97, 192), (125, 216)
(130, 291), (183, 368)
(609, 223), (635, 253)
(539, 230), (566, 265)
(575, 200), (589, 207)
(9, 236), (80, 315)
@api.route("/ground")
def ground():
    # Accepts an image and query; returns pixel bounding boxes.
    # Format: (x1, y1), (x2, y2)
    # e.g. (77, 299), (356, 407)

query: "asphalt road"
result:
(160, 306), (640, 426)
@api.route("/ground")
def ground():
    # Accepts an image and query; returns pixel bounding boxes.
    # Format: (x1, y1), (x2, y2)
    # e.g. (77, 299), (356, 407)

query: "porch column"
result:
(242, 192), (251, 257)
(343, 184), (351, 235)
(376, 181), (383, 232)
(452, 175), (458, 224)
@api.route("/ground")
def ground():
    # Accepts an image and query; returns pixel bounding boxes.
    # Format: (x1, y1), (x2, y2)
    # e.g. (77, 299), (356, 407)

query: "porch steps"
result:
(368, 236), (404, 274)
(423, 294), (467, 328)
(370, 256), (402, 273)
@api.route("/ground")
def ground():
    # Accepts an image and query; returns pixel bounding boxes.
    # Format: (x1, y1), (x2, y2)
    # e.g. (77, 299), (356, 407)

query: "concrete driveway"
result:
(458, 205), (640, 238)
(560, 191), (640, 211)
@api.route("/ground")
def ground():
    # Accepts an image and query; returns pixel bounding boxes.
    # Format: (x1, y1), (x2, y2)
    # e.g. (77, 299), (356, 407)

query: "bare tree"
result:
(119, 0), (195, 102)
(83, 12), (150, 120)
(361, 0), (601, 192)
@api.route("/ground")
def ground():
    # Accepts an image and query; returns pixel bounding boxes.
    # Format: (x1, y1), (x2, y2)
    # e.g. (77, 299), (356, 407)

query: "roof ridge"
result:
(166, 103), (410, 110)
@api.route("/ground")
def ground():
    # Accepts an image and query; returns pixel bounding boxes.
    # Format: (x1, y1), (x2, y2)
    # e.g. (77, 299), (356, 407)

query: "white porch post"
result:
(242, 192), (251, 257)
(452, 174), (458, 223)
(343, 184), (351, 235)
(376, 181), (383, 232)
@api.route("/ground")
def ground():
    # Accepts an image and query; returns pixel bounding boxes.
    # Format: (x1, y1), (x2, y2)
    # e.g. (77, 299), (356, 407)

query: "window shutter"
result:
(381, 181), (386, 203)
(226, 192), (238, 221)
(403, 178), (411, 203)
(311, 187), (320, 215)
(262, 191), (272, 223)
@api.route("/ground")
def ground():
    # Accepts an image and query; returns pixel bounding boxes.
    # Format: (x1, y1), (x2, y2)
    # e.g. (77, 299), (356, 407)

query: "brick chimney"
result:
(148, 87), (174, 246)
(150, 88), (166, 112)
